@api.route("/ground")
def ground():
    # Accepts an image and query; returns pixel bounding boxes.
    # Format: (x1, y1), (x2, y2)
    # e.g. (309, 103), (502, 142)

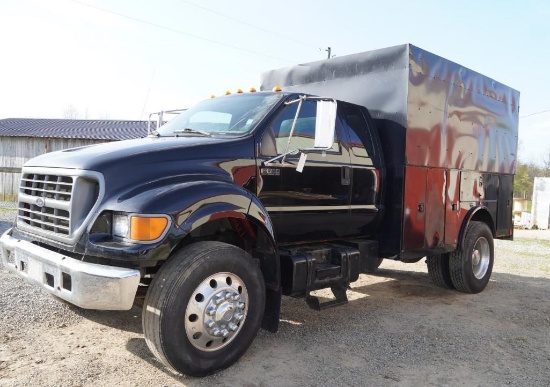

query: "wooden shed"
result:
(0, 118), (148, 201)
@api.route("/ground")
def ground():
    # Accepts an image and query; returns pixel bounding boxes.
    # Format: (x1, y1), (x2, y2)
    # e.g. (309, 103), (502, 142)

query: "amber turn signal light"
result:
(130, 216), (168, 241)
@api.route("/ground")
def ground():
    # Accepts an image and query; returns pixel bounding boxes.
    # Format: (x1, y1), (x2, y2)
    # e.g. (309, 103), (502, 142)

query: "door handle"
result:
(341, 166), (351, 186)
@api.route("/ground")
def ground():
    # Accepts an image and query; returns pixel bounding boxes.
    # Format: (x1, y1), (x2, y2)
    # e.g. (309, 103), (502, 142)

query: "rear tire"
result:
(426, 253), (454, 289)
(449, 221), (494, 293)
(143, 241), (265, 376)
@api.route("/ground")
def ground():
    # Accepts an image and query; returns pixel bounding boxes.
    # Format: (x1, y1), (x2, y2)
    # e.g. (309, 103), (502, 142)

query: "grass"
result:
(503, 251), (550, 260)
(0, 208), (16, 213)
(514, 239), (550, 248)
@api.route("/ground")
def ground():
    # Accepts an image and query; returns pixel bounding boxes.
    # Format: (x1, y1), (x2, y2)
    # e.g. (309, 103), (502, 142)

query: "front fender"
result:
(113, 177), (276, 244)
(113, 178), (282, 332)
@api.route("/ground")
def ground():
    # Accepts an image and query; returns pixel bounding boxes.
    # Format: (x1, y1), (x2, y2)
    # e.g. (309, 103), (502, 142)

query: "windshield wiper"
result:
(172, 128), (212, 137)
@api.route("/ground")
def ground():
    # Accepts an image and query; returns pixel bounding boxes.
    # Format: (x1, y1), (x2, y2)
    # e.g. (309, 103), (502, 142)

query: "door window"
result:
(340, 105), (375, 159)
(261, 100), (340, 157)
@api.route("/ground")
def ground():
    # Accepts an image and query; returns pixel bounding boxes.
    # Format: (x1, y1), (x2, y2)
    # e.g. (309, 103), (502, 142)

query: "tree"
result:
(514, 163), (533, 199)
(63, 105), (79, 119)
(542, 147), (550, 177)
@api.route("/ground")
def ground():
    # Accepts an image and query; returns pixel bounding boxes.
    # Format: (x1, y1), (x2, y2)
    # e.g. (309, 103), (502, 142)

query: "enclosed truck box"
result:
(261, 43), (520, 259)
(1, 44), (519, 376)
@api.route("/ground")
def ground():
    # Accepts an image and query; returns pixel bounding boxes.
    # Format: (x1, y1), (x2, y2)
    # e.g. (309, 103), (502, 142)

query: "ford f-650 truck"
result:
(0, 44), (519, 376)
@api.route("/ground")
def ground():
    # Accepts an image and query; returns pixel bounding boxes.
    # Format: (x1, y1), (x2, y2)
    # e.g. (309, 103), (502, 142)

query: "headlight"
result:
(113, 213), (169, 242)
(113, 213), (130, 238)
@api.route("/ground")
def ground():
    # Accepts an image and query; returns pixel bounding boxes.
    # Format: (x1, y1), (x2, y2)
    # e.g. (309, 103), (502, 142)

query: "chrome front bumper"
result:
(0, 228), (140, 310)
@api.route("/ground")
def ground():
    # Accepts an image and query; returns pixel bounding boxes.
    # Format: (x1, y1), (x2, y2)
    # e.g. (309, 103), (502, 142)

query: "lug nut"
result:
(234, 312), (244, 321)
(215, 296), (224, 305)
(206, 306), (215, 315)
(232, 294), (240, 301)
(228, 322), (238, 331)
(211, 328), (221, 336)
(205, 320), (215, 328)
(236, 302), (245, 309)
(225, 292), (232, 300)
(221, 329), (229, 337)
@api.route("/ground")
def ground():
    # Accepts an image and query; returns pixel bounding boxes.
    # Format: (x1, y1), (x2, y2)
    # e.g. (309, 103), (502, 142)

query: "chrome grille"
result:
(16, 168), (103, 244)
(18, 174), (74, 236)
(20, 174), (73, 201)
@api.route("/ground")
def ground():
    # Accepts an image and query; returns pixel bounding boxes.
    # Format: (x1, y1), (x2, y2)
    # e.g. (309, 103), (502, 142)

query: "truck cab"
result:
(254, 92), (384, 243)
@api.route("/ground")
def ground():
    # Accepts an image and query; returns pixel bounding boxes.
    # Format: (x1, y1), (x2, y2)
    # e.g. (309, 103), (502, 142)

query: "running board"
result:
(306, 285), (348, 310)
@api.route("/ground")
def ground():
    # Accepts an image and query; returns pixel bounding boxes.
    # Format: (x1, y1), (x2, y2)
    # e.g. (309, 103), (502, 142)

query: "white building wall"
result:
(531, 177), (550, 229)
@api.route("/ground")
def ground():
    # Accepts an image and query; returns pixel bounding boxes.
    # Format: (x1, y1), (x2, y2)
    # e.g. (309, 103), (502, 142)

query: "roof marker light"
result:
(210, 94), (216, 98)
(249, 87), (257, 92)
(236, 88), (243, 93)
(225, 90), (231, 95)
(272, 86), (282, 92)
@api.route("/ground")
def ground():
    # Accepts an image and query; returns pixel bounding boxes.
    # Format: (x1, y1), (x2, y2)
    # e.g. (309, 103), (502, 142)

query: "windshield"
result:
(156, 93), (284, 137)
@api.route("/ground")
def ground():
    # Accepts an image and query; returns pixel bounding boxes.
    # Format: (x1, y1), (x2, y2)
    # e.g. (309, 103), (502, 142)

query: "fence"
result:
(0, 137), (109, 201)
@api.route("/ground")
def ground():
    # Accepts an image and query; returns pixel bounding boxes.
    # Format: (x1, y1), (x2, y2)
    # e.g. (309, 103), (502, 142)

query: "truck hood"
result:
(24, 135), (256, 210)
(25, 136), (234, 170)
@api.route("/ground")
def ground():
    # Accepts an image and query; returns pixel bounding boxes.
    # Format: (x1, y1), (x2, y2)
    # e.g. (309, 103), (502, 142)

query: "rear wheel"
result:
(143, 241), (265, 376)
(449, 221), (494, 293)
(426, 253), (454, 289)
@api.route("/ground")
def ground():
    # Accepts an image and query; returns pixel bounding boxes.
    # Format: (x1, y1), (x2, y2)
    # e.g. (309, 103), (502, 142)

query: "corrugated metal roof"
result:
(0, 118), (149, 140)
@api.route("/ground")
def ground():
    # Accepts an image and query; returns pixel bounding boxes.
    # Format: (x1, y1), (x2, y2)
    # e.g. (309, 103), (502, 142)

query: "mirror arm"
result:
(262, 149), (300, 165)
(282, 97), (305, 164)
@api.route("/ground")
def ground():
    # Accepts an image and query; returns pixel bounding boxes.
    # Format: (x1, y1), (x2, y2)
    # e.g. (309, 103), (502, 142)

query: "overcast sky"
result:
(1, 0), (549, 162)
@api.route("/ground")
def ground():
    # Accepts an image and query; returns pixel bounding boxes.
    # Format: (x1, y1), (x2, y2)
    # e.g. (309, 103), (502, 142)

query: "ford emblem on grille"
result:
(35, 197), (45, 207)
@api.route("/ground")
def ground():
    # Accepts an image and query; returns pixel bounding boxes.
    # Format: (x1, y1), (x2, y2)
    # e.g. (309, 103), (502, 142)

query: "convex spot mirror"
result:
(314, 100), (337, 149)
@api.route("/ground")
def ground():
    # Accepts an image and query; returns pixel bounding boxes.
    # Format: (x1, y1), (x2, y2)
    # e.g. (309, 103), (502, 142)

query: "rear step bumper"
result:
(0, 228), (140, 310)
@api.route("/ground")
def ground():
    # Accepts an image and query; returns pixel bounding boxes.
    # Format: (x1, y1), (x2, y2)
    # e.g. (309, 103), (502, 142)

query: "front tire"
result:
(449, 221), (494, 293)
(143, 241), (265, 376)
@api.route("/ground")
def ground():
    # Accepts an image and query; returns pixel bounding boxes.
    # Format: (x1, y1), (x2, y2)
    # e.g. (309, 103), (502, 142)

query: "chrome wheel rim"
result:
(471, 237), (490, 279)
(185, 272), (248, 351)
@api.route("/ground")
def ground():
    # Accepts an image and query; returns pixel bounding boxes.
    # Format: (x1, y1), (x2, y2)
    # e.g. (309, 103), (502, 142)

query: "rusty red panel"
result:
(406, 46), (519, 174)
(425, 168), (446, 248)
(444, 169), (464, 247)
(403, 166), (427, 250)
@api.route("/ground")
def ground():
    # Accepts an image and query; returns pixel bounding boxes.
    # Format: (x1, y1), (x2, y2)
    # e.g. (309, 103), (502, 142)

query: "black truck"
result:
(0, 44), (519, 376)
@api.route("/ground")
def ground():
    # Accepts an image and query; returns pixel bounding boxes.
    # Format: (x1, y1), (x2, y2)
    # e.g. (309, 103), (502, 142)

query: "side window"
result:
(261, 100), (340, 157)
(340, 105), (375, 159)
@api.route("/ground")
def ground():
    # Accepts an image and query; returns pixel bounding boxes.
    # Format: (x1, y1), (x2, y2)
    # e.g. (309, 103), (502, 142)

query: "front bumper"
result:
(0, 228), (140, 310)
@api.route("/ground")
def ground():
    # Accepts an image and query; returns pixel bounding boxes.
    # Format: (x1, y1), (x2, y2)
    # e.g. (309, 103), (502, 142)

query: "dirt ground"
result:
(1, 226), (549, 386)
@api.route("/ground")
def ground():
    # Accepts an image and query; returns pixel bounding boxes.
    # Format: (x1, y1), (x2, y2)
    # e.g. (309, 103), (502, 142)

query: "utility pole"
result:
(325, 47), (331, 59)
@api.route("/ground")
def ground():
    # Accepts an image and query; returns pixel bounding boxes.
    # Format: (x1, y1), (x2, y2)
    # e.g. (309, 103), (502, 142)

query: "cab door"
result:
(256, 98), (351, 243)
(338, 103), (383, 237)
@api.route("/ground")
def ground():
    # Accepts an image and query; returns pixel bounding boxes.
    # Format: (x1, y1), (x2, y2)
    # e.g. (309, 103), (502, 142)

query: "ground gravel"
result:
(1, 206), (549, 386)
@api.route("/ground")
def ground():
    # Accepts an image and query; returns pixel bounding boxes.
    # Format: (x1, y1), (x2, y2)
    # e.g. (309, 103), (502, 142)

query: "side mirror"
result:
(314, 100), (337, 149)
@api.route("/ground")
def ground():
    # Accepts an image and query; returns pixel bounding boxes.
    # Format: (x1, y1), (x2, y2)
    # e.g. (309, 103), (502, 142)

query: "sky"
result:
(1, 0), (549, 163)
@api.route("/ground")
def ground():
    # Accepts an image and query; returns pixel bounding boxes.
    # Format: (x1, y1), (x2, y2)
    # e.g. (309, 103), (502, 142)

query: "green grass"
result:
(512, 239), (550, 248)
(500, 250), (550, 260)
(0, 208), (16, 213)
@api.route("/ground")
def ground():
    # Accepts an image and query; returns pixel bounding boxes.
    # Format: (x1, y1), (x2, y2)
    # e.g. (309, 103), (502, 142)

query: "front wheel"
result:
(449, 221), (494, 293)
(143, 241), (265, 376)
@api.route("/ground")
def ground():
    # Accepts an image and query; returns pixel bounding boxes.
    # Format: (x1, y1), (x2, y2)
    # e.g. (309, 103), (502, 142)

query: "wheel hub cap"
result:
(185, 272), (248, 351)
(471, 237), (490, 280)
